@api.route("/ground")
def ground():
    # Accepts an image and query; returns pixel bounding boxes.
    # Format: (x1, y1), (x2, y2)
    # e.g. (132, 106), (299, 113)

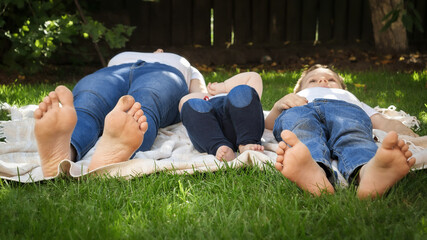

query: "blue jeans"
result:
(180, 85), (265, 155)
(273, 99), (378, 182)
(71, 61), (188, 161)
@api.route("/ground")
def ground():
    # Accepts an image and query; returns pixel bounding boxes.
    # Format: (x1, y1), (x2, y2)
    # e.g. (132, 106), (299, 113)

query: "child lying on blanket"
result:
(265, 64), (417, 199)
(179, 72), (265, 161)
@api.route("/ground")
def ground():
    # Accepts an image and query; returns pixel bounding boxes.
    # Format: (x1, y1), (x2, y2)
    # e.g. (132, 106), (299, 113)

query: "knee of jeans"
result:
(184, 98), (212, 113)
(228, 85), (255, 108)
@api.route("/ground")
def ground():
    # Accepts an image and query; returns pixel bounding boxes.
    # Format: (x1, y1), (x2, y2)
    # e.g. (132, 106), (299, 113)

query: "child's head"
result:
(293, 64), (346, 93)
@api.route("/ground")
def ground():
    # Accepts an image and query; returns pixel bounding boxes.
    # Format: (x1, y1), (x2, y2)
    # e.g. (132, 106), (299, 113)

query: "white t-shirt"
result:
(108, 51), (205, 90)
(297, 87), (378, 117)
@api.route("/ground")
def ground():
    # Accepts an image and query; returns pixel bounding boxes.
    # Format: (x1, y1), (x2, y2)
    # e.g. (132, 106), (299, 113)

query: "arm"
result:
(181, 72), (263, 112)
(189, 66), (208, 94)
(207, 72), (263, 98)
(370, 113), (419, 137)
(265, 93), (308, 130)
(179, 66), (208, 111)
(189, 78), (208, 94)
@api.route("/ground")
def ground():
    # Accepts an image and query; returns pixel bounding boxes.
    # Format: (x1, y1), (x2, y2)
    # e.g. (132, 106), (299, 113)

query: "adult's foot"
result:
(88, 95), (148, 171)
(216, 145), (236, 162)
(239, 144), (264, 153)
(275, 130), (335, 196)
(357, 131), (415, 199)
(34, 85), (77, 178)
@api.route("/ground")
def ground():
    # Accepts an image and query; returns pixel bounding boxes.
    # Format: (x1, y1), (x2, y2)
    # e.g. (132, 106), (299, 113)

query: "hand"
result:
(274, 93), (308, 112)
(207, 82), (226, 96)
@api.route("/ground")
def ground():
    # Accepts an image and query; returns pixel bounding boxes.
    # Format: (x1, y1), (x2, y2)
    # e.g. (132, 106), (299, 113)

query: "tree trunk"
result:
(369, 0), (407, 53)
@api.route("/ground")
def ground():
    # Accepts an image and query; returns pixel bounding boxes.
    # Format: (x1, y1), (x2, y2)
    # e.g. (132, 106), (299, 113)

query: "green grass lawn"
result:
(0, 69), (426, 239)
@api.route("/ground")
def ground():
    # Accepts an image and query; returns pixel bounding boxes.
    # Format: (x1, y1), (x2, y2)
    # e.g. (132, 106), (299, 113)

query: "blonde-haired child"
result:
(265, 64), (416, 199)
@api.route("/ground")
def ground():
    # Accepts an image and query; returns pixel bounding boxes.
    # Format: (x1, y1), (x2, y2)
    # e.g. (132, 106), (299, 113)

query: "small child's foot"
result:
(216, 145), (236, 161)
(88, 95), (148, 171)
(238, 143), (264, 153)
(357, 131), (415, 199)
(34, 86), (77, 178)
(276, 130), (335, 196)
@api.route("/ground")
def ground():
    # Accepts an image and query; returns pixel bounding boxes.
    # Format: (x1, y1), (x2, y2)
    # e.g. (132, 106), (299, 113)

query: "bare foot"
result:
(357, 131), (415, 199)
(275, 130), (335, 196)
(34, 86), (77, 178)
(88, 95), (148, 171)
(216, 145), (236, 161)
(238, 144), (264, 153)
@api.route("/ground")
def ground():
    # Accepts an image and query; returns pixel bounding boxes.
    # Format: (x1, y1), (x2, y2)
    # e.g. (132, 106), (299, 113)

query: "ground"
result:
(0, 45), (426, 85)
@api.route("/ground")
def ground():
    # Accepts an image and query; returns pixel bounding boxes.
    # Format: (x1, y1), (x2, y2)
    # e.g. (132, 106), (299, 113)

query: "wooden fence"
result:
(96, 0), (427, 48)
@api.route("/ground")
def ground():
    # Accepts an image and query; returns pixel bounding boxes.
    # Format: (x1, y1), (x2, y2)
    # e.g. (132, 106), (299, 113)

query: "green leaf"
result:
(82, 19), (107, 43)
(34, 39), (42, 48)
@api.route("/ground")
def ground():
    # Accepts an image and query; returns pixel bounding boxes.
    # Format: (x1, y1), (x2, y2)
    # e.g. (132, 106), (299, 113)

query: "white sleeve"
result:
(361, 102), (378, 117)
(190, 66), (205, 84)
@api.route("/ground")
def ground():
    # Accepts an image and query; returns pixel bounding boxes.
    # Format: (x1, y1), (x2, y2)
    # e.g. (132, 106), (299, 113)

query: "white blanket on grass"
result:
(0, 104), (426, 184)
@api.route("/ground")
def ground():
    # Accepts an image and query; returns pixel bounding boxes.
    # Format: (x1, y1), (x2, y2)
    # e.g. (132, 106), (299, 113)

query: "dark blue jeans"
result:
(180, 85), (265, 155)
(71, 61), (188, 161)
(273, 99), (378, 182)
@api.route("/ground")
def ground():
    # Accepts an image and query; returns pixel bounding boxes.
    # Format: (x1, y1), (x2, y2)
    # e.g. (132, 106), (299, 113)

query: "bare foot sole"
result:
(276, 130), (335, 196)
(238, 143), (265, 153)
(88, 95), (148, 171)
(216, 145), (236, 161)
(357, 131), (415, 199)
(34, 86), (77, 178)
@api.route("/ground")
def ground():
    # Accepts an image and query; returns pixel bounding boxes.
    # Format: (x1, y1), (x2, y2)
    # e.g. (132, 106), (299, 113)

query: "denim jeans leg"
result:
(273, 104), (333, 173)
(128, 63), (188, 151)
(225, 85), (264, 146)
(181, 99), (233, 155)
(71, 64), (132, 161)
(321, 100), (378, 182)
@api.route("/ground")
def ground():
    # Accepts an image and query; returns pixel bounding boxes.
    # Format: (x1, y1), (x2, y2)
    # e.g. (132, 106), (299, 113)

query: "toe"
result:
(38, 102), (47, 113)
(134, 109), (143, 120)
(400, 144), (409, 152)
(282, 130), (299, 147)
(276, 147), (284, 156)
(382, 131), (398, 149)
(128, 102), (141, 116)
(275, 162), (283, 171)
(49, 91), (60, 108)
(43, 96), (52, 109)
(55, 86), (74, 106)
(115, 95), (135, 112)
(404, 150), (413, 159)
(407, 157), (416, 168)
(137, 115), (147, 124)
(397, 139), (406, 149)
(34, 108), (43, 119)
(140, 122), (148, 133)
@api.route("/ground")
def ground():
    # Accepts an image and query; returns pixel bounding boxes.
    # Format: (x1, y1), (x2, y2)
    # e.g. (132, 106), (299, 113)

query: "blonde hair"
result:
(293, 64), (346, 93)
